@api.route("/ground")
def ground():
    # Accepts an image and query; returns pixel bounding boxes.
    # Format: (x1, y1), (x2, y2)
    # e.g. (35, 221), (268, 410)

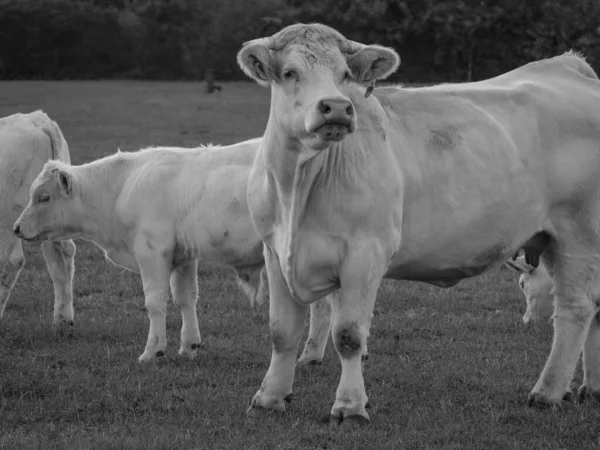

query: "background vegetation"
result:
(1, 0), (600, 83)
(1, 81), (600, 449)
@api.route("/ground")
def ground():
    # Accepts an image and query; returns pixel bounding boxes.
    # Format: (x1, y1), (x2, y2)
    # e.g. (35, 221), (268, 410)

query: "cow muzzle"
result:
(13, 220), (40, 241)
(306, 96), (357, 142)
(13, 223), (22, 238)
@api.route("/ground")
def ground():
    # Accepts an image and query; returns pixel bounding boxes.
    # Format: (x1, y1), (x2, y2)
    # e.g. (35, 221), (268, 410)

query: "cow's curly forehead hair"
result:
(267, 23), (353, 66)
(268, 24), (347, 51)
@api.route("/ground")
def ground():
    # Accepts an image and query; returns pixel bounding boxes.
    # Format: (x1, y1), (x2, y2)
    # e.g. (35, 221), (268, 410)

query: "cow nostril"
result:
(319, 101), (331, 115)
(13, 225), (20, 236)
(345, 105), (353, 116)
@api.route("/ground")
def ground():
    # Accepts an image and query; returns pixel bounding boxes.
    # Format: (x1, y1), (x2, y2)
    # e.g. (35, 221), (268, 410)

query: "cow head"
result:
(237, 23), (400, 151)
(13, 160), (82, 242)
(503, 256), (554, 325)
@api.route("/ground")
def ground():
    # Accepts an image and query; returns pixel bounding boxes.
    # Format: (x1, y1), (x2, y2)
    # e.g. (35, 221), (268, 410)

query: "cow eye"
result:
(282, 69), (297, 80)
(342, 70), (353, 82)
(37, 194), (50, 203)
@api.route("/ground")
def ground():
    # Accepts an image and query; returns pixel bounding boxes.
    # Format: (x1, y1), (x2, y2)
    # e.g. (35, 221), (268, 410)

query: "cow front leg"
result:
(136, 248), (171, 362)
(0, 238), (25, 319)
(42, 240), (76, 328)
(329, 254), (385, 427)
(297, 295), (333, 366)
(528, 238), (598, 406)
(248, 246), (306, 413)
(170, 260), (202, 359)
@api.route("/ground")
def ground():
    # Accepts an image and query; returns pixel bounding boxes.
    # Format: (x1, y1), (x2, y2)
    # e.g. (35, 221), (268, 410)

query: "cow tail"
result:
(35, 111), (71, 163)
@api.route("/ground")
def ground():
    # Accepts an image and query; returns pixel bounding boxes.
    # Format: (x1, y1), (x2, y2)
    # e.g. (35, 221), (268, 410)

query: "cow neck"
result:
(261, 121), (310, 269)
(261, 108), (373, 300)
(71, 157), (130, 248)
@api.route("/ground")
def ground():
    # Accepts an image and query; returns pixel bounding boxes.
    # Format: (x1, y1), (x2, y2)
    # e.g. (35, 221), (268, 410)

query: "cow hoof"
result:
(178, 345), (199, 360)
(527, 392), (566, 409)
(52, 318), (74, 327)
(53, 319), (75, 331)
(562, 391), (573, 403)
(246, 391), (288, 416)
(138, 350), (163, 363)
(577, 385), (600, 403)
(330, 413), (370, 431)
(296, 354), (323, 367)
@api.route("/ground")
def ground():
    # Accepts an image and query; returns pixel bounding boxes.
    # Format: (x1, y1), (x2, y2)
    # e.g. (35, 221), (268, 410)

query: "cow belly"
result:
(386, 236), (518, 284)
(277, 232), (341, 304)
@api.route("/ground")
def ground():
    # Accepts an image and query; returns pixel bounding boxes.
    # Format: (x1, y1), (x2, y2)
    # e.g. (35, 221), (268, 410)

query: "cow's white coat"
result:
(15, 138), (268, 361)
(0, 111), (75, 326)
(238, 23), (600, 422)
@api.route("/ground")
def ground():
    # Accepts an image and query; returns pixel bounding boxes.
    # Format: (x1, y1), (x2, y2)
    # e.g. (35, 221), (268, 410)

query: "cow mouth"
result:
(314, 122), (352, 142)
(19, 232), (43, 242)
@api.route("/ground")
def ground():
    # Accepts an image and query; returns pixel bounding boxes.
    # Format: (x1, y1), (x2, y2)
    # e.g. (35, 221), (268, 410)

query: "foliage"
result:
(0, 0), (599, 82)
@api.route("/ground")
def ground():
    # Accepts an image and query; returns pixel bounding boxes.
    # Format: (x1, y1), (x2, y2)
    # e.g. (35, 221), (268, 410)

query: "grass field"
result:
(0, 81), (599, 450)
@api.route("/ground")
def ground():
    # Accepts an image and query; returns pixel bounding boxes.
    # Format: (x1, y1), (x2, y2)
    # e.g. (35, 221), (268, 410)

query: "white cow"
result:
(237, 22), (600, 425)
(0, 111), (76, 327)
(12, 137), (331, 363)
(13, 139), (268, 362)
(504, 256), (555, 325)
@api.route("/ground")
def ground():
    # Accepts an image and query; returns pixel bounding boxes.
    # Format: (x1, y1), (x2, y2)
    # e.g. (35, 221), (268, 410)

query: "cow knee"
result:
(553, 299), (596, 325)
(333, 322), (363, 359)
(270, 323), (300, 354)
(59, 240), (76, 259)
(144, 295), (167, 316)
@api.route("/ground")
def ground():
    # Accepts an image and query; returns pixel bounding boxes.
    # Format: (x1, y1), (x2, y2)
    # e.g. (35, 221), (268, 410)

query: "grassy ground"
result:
(0, 81), (599, 450)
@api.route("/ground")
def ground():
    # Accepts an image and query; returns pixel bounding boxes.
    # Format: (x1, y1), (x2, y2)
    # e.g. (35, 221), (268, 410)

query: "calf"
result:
(0, 111), (75, 327)
(505, 256), (554, 325)
(14, 139), (267, 362)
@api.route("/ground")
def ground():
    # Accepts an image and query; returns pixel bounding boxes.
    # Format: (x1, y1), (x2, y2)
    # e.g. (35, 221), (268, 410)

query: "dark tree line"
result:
(1, 0), (599, 82)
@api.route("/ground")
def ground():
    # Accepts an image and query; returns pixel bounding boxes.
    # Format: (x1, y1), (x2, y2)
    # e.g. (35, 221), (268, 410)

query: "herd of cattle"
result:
(3, 23), (600, 425)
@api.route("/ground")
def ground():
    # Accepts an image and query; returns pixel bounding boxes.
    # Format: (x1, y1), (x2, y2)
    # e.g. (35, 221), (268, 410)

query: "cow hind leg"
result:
(41, 240), (76, 328)
(0, 238), (25, 319)
(578, 311), (600, 402)
(170, 260), (202, 359)
(528, 217), (600, 407)
(297, 294), (334, 366)
(247, 246), (307, 414)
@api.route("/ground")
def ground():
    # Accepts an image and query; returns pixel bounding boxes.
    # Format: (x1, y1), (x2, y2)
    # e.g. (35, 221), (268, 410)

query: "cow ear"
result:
(346, 44), (400, 85)
(57, 170), (73, 196)
(237, 39), (276, 87)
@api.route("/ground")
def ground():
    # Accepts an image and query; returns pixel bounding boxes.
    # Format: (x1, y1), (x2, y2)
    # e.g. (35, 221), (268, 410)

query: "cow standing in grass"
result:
(237, 23), (600, 425)
(0, 111), (76, 327)
(13, 139), (267, 361)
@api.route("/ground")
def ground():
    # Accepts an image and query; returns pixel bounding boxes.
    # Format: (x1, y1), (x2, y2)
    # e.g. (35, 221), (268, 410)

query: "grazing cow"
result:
(505, 256), (554, 325)
(237, 22), (600, 425)
(0, 111), (76, 327)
